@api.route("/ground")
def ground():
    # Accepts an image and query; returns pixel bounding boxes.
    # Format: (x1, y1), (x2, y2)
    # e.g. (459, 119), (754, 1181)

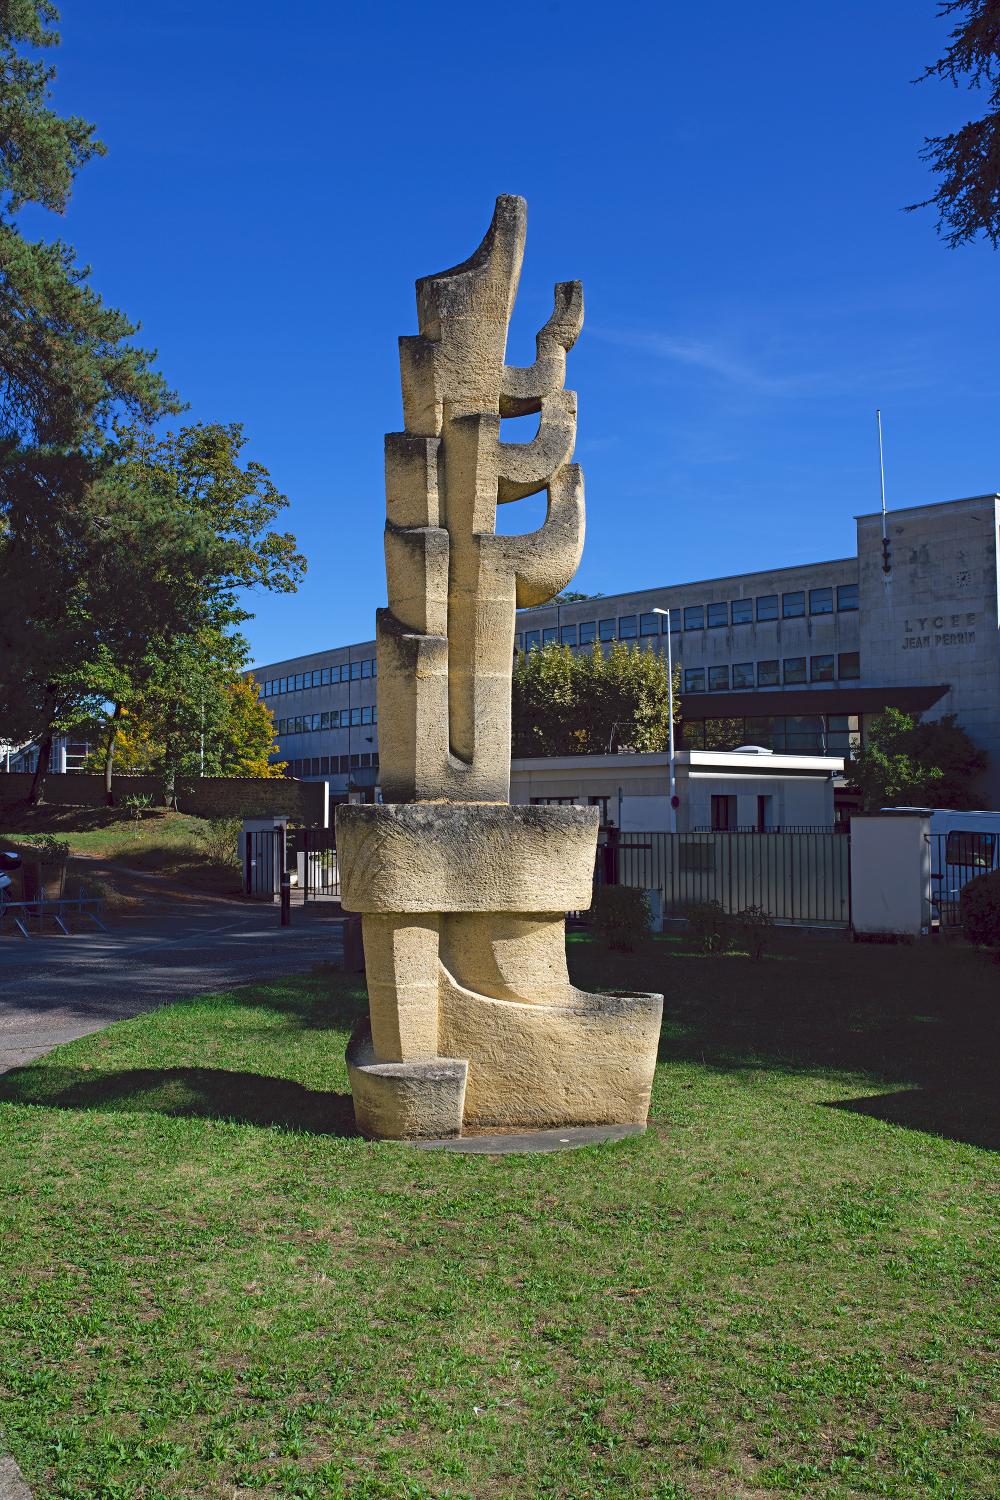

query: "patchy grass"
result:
(0, 936), (996, 1498)
(0, 804), (242, 897)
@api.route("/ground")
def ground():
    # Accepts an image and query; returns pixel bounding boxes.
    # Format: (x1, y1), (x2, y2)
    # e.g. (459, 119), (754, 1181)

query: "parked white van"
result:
(881, 807), (1000, 921)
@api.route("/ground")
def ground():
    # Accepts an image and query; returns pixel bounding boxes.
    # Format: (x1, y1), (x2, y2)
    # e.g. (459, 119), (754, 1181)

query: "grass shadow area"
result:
(0, 1064), (358, 1135)
(0, 966), (369, 1134)
(568, 930), (1000, 1149)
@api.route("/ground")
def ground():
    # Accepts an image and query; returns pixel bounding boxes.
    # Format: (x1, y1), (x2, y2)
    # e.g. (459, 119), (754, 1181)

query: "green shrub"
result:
(589, 885), (651, 951)
(198, 817), (243, 868)
(960, 870), (1000, 948)
(735, 904), (775, 960)
(9, 833), (70, 862)
(121, 793), (154, 826)
(684, 899), (733, 954)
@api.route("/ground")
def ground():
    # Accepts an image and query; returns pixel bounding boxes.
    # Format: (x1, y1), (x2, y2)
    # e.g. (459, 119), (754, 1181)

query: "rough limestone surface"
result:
(337, 195), (663, 1139)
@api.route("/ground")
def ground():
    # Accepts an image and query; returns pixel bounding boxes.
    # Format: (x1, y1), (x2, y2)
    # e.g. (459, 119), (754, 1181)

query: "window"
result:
(711, 795), (737, 831)
(360, 753), (371, 768)
(339, 755), (350, 773)
(683, 605), (704, 631)
(731, 598), (753, 625)
(782, 591), (805, 618)
(684, 667), (706, 692)
(783, 657), (807, 684)
(372, 704), (377, 723)
(525, 630), (541, 651)
(320, 711), (330, 730)
(810, 587), (833, 615)
(707, 602), (728, 628)
(599, 618), (616, 642)
(732, 661), (755, 689)
(371, 659), (377, 677)
(640, 612), (659, 636)
(357, 705), (368, 724)
(588, 795), (610, 826)
(838, 651), (861, 680)
(837, 582), (859, 611)
(810, 654), (835, 682)
(350, 661), (361, 680)
(350, 707), (361, 726)
(946, 831), (997, 869)
(756, 595), (779, 621)
(619, 614), (637, 638)
(758, 659), (780, 686)
(277, 718), (286, 735)
(350, 754), (360, 769)
(312, 713), (322, 730)
(560, 624), (577, 646)
(543, 626), (557, 644)
(340, 709), (350, 727)
(361, 658), (371, 678)
(708, 665), (730, 690)
(320, 668), (330, 686)
(579, 621), (596, 644)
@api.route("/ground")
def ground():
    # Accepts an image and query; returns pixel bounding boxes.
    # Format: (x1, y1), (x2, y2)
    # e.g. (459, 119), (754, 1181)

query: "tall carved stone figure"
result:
(338, 197), (662, 1139)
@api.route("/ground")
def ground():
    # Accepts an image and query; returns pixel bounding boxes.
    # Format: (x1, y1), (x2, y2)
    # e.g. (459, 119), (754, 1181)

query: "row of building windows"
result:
(683, 652), (860, 693)
(517, 584), (860, 651)
(277, 706), (378, 735)
(682, 713), (861, 755)
(261, 660), (378, 697)
(285, 753), (380, 778)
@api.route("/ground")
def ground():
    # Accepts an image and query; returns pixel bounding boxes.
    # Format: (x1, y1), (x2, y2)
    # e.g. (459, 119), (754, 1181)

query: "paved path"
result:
(0, 899), (344, 1075)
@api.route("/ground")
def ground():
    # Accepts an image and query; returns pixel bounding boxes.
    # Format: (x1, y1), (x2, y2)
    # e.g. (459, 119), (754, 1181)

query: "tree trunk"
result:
(104, 703), (121, 806)
(162, 754), (177, 811)
(28, 732), (52, 806)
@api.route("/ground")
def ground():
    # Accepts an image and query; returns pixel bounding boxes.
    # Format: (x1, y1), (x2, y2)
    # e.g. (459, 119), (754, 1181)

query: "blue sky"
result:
(43, 2), (1000, 665)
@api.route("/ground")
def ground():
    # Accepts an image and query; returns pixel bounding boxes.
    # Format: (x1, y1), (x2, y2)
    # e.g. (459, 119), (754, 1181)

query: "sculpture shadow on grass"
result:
(569, 936), (1000, 1152)
(822, 1089), (1000, 1154)
(0, 1065), (359, 1137)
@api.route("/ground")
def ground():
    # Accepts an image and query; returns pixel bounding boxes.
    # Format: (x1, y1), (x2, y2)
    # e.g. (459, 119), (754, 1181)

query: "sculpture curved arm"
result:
(500, 281), (584, 417)
(494, 464), (585, 608)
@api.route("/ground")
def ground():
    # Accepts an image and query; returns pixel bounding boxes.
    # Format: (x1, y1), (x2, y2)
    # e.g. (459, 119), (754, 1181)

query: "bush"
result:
(9, 833), (70, 862)
(198, 817), (243, 868)
(960, 870), (1000, 948)
(589, 885), (651, 951)
(735, 904), (775, 961)
(684, 899), (733, 954)
(121, 793), (154, 826)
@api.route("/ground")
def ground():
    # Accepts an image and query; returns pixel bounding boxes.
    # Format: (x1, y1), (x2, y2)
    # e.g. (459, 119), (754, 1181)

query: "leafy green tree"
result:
(8, 422), (304, 803)
(849, 708), (987, 810)
(909, 1), (1000, 247)
(512, 641), (679, 757)
(0, 3), (181, 796)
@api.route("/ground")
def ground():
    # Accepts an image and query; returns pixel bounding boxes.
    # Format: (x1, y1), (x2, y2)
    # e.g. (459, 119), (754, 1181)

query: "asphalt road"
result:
(0, 899), (344, 1074)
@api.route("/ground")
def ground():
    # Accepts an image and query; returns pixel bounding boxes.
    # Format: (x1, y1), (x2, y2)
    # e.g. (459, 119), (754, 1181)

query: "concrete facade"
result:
(253, 494), (1000, 809)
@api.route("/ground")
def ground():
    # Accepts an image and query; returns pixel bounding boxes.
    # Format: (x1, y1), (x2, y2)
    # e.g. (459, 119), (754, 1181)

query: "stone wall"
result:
(0, 773), (328, 824)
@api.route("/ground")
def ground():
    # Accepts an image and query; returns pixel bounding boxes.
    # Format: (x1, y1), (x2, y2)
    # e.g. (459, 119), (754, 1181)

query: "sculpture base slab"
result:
(345, 979), (663, 1141)
(346, 1023), (467, 1140)
(403, 1123), (647, 1154)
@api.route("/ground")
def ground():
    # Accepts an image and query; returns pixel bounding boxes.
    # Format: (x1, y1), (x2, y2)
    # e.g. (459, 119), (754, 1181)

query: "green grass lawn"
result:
(0, 805), (242, 897)
(0, 935), (996, 1499)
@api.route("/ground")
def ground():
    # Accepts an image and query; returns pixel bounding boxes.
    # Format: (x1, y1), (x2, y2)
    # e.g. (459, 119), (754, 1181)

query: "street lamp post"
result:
(652, 608), (676, 832)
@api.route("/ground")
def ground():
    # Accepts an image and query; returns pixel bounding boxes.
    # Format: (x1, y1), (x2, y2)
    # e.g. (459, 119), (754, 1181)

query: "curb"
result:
(0, 1455), (32, 1500)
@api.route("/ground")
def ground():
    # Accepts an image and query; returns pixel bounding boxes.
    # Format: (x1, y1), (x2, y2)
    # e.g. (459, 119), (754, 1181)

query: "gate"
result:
(288, 826), (340, 901)
(597, 829), (850, 926)
(244, 826), (285, 898)
(928, 830), (997, 928)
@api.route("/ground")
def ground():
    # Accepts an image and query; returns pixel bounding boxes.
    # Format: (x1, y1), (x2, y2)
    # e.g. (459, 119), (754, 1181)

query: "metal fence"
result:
(244, 826), (285, 898)
(597, 829), (850, 926)
(288, 826), (340, 901)
(927, 830), (997, 929)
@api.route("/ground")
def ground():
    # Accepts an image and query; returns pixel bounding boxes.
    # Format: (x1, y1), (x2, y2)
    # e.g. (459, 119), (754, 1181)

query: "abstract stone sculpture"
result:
(337, 196), (662, 1139)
